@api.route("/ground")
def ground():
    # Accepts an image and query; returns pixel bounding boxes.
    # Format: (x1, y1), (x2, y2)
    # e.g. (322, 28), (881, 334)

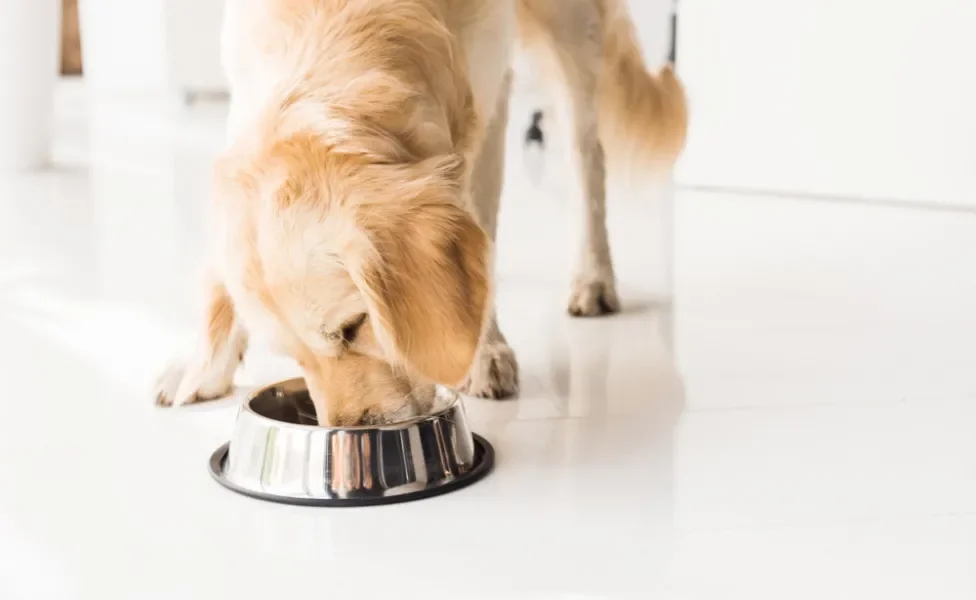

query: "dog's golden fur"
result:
(156, 0), (688, 425)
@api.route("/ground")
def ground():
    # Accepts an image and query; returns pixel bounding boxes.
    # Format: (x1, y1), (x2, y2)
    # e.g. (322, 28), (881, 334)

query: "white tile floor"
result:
(1, 83), (975, 599)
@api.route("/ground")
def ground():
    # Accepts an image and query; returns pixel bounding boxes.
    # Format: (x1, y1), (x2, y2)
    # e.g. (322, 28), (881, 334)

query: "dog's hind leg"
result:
(520, 1), (620, 317)
(555, 36), (620, 316)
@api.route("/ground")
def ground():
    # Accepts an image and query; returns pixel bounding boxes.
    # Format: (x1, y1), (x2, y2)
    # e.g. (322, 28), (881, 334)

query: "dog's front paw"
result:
(568, 277), (620, 317)
(153, 359), (235, 408)
(460, 341), (519, 400)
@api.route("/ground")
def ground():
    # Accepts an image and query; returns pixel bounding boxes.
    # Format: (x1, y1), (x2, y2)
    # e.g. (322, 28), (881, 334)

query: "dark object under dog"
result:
(525, 110), (545, 147)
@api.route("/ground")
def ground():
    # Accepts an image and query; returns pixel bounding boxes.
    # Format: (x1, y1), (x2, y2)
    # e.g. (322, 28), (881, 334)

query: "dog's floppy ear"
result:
(349, 165), (491, 386)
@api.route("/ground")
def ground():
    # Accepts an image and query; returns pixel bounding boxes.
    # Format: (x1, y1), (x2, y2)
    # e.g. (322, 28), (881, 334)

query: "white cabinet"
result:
(79, 0), (226, 99)
(163, 0), (227, 94)
(676, 0), (976, 207)
(626, 0), (676, 69)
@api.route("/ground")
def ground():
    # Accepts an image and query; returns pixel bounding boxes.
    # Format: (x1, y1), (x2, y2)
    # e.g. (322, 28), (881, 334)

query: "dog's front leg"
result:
(460, 70), (520, 400)
(155, 275), (248, 407)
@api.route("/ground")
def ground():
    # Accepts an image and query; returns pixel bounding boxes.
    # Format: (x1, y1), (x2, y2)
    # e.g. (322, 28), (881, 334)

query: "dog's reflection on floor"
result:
(548, 301), (683, 423)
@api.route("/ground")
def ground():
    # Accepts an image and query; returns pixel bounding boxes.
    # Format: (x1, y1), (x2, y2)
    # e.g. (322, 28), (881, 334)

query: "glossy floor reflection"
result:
(1, 85), (975, 599)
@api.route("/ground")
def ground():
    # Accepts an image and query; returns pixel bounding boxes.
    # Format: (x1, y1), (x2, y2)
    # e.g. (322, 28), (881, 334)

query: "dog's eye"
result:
(339, 313), (368, 343)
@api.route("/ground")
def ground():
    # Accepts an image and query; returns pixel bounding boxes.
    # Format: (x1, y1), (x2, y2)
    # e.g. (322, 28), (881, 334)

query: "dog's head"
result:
(213, 135), (490, 425)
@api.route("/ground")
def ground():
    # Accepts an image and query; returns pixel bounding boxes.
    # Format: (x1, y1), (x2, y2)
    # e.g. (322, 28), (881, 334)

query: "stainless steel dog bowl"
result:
(208, 378), (494, 506)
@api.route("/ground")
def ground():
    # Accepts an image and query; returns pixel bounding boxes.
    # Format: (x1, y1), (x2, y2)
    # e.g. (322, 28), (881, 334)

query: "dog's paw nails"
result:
(568, 279), (620, 317)
(154, 390), (177, 407)
(155, 388), (204, 409)
(152, 360), (231, 408)
(461, 342), (519, 400)
(153, 361), (187, 407)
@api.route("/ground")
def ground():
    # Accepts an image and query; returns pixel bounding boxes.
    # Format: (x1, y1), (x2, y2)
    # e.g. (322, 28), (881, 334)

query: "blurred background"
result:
(5, 0), (976, 205)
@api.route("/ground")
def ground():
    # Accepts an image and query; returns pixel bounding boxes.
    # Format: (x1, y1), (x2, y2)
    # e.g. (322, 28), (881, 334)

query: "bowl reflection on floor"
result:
(209, 378), (494, 506)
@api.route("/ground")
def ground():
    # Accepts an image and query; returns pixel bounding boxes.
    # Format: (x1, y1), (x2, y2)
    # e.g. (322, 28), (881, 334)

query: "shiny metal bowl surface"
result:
(209, 378), (493, 506)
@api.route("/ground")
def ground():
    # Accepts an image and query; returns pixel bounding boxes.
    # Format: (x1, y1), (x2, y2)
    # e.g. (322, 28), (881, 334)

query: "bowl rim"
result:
(240, 377), (464, 432)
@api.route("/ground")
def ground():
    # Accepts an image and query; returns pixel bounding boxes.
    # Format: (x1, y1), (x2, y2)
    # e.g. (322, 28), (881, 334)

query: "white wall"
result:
(676, 0), (976, 208)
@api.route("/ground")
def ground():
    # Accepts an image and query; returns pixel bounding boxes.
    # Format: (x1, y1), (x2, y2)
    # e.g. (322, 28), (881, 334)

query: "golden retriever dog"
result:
(154, 0), (687, 425)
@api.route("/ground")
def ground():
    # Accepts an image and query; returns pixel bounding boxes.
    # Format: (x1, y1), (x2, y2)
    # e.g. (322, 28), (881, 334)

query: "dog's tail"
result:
(597, 1), (688, 173)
